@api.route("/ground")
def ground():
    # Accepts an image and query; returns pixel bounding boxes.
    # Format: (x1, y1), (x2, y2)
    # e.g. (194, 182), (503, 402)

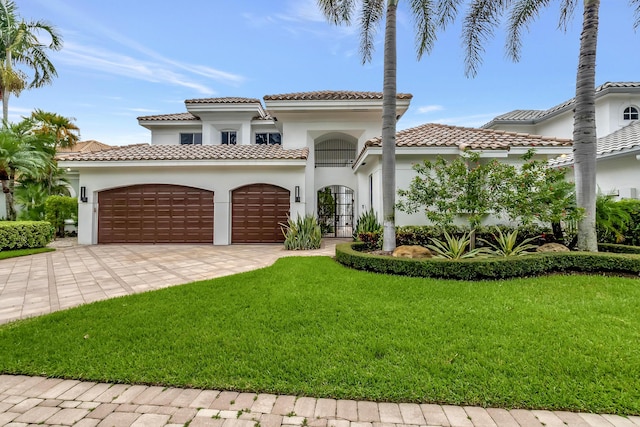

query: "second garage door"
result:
(232, 184), (290, 243)
(98, 184), (214, 244)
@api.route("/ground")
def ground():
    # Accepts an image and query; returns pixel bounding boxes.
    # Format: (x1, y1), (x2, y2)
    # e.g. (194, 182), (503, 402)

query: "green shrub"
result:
(427, 230), (485, 259)
(45, 196), (78, 237)
(480, 227), (538, 257)
(281, 214), (322, 250)
(0, 221), (55, 250)
(598, 243), (640, 255)
(336, 242), (640, 281)
(617, 199), (640, 245)
(353, 209), (381, 240)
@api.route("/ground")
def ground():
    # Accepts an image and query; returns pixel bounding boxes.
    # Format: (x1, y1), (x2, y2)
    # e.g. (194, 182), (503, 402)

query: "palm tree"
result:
(317, 0), (440, 252)
(453, 0), (640, 251)
(0, 119), (49, 220)
(0, 0), (62, 123)
(30, 109), (80, 151)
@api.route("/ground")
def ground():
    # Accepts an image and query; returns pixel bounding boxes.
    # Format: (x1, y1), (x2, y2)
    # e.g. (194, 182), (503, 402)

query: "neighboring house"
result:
(58, 91), (572, 245)
(484, 82), (640, 198)
(58, 140), (114, 197)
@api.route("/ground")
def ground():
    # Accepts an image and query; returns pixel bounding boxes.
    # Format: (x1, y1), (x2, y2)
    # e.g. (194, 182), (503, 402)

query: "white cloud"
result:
(417, 105), (445, 114)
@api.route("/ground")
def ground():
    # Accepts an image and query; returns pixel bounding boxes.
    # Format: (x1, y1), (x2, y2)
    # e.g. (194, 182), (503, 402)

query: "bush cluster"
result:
(598, 243), (640, 255)
(336, 242), (640, 281)
(0, 221), (55, 251)
(357, 224), (552, 250)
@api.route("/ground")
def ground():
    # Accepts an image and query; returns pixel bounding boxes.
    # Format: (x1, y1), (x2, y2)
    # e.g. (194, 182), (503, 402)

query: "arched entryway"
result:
(317, 185), (354, 238)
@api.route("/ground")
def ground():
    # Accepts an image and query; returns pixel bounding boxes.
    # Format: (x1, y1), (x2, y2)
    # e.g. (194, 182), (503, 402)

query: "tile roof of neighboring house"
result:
(263, 90), (413, 101)
(57, 140), (113, 153)
(363, 123), (572, 151)
(185, 97), (262, 104)
(59, 144), (309, 162)
(137, 112), (200, 121)
(550, 120), (640, 166)
(483, 82), (640, 128)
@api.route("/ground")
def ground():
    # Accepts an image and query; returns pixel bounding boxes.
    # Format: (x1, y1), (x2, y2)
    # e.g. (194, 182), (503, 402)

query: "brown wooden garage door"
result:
(232, 184), (290, 243)
(98, 184), (214, 244)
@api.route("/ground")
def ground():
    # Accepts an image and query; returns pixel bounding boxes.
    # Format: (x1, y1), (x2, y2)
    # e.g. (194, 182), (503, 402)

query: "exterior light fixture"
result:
(295, 186), (300, 202)
(80, 186), (88, 203)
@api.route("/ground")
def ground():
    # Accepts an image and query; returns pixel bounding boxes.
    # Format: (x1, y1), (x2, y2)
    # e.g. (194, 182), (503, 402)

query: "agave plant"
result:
(353, 209), (382, 240)
(280, 214), (322, 250)
(479, 227), (538, 257)
(427, 230), (486, 259)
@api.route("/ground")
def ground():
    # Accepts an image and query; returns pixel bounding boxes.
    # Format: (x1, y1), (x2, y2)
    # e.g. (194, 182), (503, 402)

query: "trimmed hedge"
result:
(0, 221), (55, 251)
(336, 242), (640, 281)
(598, 243), (640, 255)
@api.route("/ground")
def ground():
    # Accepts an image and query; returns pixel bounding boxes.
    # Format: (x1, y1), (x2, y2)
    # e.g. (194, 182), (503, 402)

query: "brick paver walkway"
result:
(1, 375), (638, 427)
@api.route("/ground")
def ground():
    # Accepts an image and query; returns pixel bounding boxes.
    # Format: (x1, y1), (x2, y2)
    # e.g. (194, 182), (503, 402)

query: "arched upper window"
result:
(623, 106), (639, 121)
(315, 137), (356, 167)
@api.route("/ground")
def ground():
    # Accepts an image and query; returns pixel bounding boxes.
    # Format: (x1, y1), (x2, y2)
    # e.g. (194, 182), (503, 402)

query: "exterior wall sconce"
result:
(295, 186), (300, 202)
(80, 186), (88, 203)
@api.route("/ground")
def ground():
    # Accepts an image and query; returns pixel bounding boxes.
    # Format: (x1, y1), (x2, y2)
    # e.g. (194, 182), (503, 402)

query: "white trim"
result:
(59, 159), (308, 168)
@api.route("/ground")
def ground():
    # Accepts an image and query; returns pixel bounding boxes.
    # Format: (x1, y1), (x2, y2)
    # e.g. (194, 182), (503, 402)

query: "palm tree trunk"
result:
(381, 0), (398, 252)
(573, 0), (600, 251)
(2, 90), (9, 124)
(2, 177), (16, 220)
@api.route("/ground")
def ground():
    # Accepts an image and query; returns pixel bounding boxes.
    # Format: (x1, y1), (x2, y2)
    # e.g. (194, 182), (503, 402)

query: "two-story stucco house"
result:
(59, 91), (572, 245)
(484, 82), (640, 199)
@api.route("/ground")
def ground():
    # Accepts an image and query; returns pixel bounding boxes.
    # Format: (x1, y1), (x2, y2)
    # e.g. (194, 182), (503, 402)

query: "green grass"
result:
(0, 247), (54, 259)
(1, 257), (639, 414)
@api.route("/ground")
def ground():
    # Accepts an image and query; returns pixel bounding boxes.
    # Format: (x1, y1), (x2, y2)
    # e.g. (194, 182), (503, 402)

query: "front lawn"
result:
(0, 247), (54, 260)
(0, 257), (638, 414)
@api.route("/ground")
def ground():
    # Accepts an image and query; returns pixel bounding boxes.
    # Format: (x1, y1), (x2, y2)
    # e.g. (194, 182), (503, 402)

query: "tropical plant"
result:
(479, 227), (539, 257)
(451, 0), (640, 251)
(595, 193), (631, 243)
(44, 195), (77, 238)
(280, 214), (322, 250)
(317, 0), (452, 252)
(427, 230), (486, 259)
(0, 120), (49, 220)
(30, 109), (80, 151)
(14, 180), (48, 220)
(353, 208), (382, 240)
(0, 0), (63, 123)
(317, 187), (336, 235)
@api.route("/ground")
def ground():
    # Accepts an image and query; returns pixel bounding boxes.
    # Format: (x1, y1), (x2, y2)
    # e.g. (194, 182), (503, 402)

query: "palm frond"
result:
(462, 0), (508, 77)
(317, 0), (356, 24)
(435, 0), (465, 28)
(506, 0), (551, 62)
(632, 0), (640, 29)
(411, 0), (437, 59)
(557, 0), (577, 31)
(359, 0), (385, 63)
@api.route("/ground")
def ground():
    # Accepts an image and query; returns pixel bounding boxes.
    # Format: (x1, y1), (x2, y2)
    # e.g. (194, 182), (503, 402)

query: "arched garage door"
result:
(98, 184), (214, 244)
(232, 184), (290, 243)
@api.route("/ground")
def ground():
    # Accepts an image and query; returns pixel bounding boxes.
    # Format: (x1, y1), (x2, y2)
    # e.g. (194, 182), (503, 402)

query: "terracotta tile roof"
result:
(59, 144), (309, 162)
(57, 140), (113, 153)
(484, 82), (640, 128)
(550, 120), (640, 166)
(137, 112), (199, 121)
(364, 123), (572, 151)
(263, 90), (413, 101)
(185, 97), (262, 104)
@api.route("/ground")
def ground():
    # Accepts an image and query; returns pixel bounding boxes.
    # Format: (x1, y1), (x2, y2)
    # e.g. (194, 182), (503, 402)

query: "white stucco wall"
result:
(74, 164), (307, 245)
(594, 154), (640, 199)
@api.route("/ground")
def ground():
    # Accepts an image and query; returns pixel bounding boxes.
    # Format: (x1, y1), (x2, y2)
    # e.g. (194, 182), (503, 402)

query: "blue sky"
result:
(14, 0), (640, 146)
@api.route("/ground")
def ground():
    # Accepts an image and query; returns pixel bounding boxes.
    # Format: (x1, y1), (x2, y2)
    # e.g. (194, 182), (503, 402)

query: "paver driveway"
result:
(0, 240), (339, 325)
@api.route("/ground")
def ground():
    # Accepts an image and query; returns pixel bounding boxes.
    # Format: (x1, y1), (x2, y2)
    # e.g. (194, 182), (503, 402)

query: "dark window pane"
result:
(269, 133), (282, 145)
(229, 131), (237, 145)
(194, 133), (203, 145)
(256, 133), (267, 145)
(180, 134), (193, 145)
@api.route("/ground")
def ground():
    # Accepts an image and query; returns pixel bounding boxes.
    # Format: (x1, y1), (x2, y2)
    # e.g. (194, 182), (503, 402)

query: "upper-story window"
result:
(623, 106), (639, 121)
(221, 131), (237, 145)
(180, 133), (202, 145)
(255, 132), (282, 145)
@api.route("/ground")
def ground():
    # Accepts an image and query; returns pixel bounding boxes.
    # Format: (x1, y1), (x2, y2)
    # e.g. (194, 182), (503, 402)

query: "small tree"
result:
(44, 195), (77, 237)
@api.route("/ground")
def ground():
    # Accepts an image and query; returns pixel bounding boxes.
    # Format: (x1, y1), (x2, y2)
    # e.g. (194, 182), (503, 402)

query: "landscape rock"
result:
(536, 243), (570, 252)
(392, 245), (433, 259)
